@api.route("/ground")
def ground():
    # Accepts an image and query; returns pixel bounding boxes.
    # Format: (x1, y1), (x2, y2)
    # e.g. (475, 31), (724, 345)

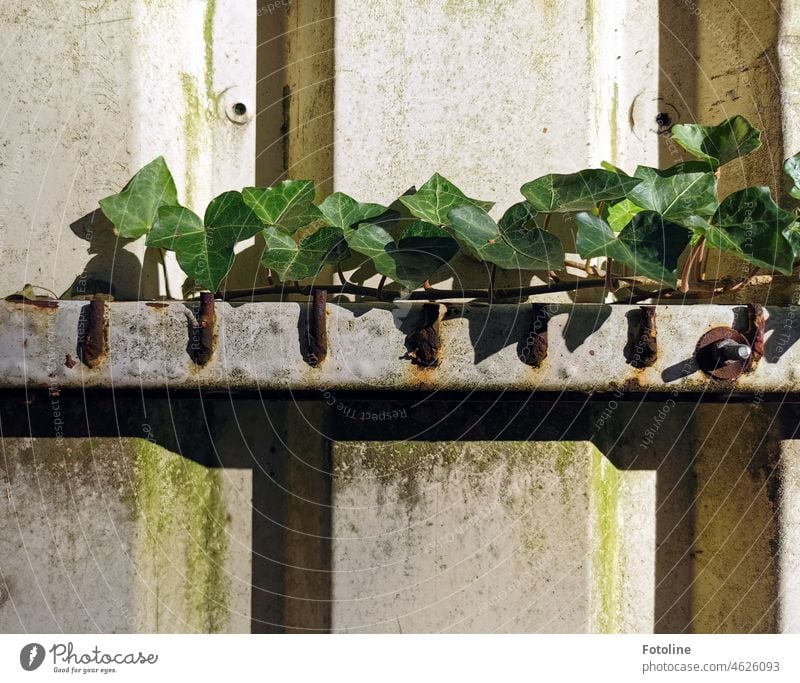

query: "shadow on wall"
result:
(65, 209), (160, 301)
(1, 393), (785, 634)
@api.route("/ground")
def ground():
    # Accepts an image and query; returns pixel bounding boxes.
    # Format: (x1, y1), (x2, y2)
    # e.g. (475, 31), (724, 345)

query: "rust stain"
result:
(189, 292), (216, 366)
(8, 299), (59, 309)
(145, 302), (170, 309)
(627, 306), (657, 369)
(744, 303), (765, 369)
(304, 289), (328, 367)
(520, 303), (548, 368)
(64, 354), (77, 369)
(79, 299), (108, 368)
(403, 303), (442, 369)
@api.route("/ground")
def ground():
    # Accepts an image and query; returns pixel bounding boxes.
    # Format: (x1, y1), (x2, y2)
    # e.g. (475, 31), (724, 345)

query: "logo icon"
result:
(20, 643), (45, 671)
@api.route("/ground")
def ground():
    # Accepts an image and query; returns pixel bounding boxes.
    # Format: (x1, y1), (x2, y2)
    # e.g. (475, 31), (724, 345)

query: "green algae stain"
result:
(180, 73), (203, 209)
(609, 81), (619, 164)
(134, 439), (230, 633)
(554, 442), (576, 502)
(203, 0), (217, 103)
(591, 447), (621, 633)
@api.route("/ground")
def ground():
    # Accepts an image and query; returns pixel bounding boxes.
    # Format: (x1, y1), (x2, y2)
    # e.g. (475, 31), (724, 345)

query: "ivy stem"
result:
(679, 243), (700, 293)
(376, 275), (387, 299)
(219, 278), (609, 302)
(337, 263), (351, 286)
(605, 258), (616, 293)
(158, 248), (173, 299)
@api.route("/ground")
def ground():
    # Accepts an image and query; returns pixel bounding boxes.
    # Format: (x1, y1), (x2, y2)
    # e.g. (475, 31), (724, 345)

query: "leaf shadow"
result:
(66, 209), (159, 300)
(561, 304), (613, 352)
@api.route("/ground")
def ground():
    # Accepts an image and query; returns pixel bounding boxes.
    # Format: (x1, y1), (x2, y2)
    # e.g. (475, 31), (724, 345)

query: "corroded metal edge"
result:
(3, 301), (800, 393)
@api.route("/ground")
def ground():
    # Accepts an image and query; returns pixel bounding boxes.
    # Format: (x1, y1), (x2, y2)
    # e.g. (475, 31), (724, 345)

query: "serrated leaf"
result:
(520, 169), (641, 212)
(318, 192), (388, 230)
(607, 198), (645, 232)
(575, 211), (691, 287)
(242, 180), (322, 233)
(399, 173), (494, 225)
(147, 191), (263, 291)
(627, 165), (718, 220)
(99, 157), (178, 239)
(261, 225), (345, 280)
(685, 187), (796, 275)
(449, 204), (561, 270)
(783, 152), (800, 200)
(670, 115), (762, 169)
(345, 220), (458, 289)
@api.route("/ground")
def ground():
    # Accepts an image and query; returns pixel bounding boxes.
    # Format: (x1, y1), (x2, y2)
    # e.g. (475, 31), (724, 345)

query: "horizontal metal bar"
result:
(2, 300), (799, 394)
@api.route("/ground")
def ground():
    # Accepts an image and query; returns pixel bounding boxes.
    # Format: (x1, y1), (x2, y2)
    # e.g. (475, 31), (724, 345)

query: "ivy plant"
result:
(96, 115), (800, 301)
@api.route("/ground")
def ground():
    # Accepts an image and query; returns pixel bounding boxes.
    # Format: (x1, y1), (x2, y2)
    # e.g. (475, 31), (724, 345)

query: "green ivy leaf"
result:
(607, 198), (645, 232)
(783, 153), (800, 200)
(242, 180), (322, 233)
(520, 169), (641, 212)
(318, 192), (388, 229)
(782, 221), (800, 259)
(449, 204), (562, 270)
(147, 191), (263, 291)
(685, 187), (796, 275)
(98, 157), (178, 239)
(399, 173), (494, 225)
(498, 201), (538, 232)
(575, 211), (691, 287)
(600, 161), (629, 176)
(345, 220), (458, 289)
(670, 115), (762, 169)
(497, 206), (564, 268)
(261, 225), (345, 281)
(627, 166), (718, 221)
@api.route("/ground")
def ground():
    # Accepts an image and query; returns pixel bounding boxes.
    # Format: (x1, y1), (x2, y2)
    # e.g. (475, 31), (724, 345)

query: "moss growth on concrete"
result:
(555, 442), (576, 502)
(203, 0), (217, 103)
(609, 81), (619, 164)
(590, 447), (621, 633)
(179, 73), (203, 209)
(134, 439), (230, 633)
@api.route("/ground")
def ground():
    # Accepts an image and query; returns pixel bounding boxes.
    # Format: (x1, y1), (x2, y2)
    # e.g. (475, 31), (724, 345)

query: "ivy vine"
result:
(97, 115), (800, 302)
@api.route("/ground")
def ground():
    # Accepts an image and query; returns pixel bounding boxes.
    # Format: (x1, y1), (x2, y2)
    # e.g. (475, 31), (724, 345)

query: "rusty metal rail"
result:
(2, 300), (799, 393)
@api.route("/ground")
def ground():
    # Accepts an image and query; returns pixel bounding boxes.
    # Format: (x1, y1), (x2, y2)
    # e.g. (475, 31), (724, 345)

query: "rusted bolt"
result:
(744, 303), (765, 365)
(695, 327), (751, 380)
(78, 298), (108, 368)
(628, 306), (657, 369)
(519, 303), (549, 367)
(404, 303), (442, 368)
(305, 289), (328, 367)
(189, 291), (216, 366)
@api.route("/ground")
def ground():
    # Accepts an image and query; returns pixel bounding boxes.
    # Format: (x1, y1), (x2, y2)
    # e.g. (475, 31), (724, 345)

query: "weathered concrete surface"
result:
(3, 300), (800, 394)
(331, 441), (597, 632)
(332, 0), (659, 297)
(0, 437), (251, 632)
(0, 0), (255, 300)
